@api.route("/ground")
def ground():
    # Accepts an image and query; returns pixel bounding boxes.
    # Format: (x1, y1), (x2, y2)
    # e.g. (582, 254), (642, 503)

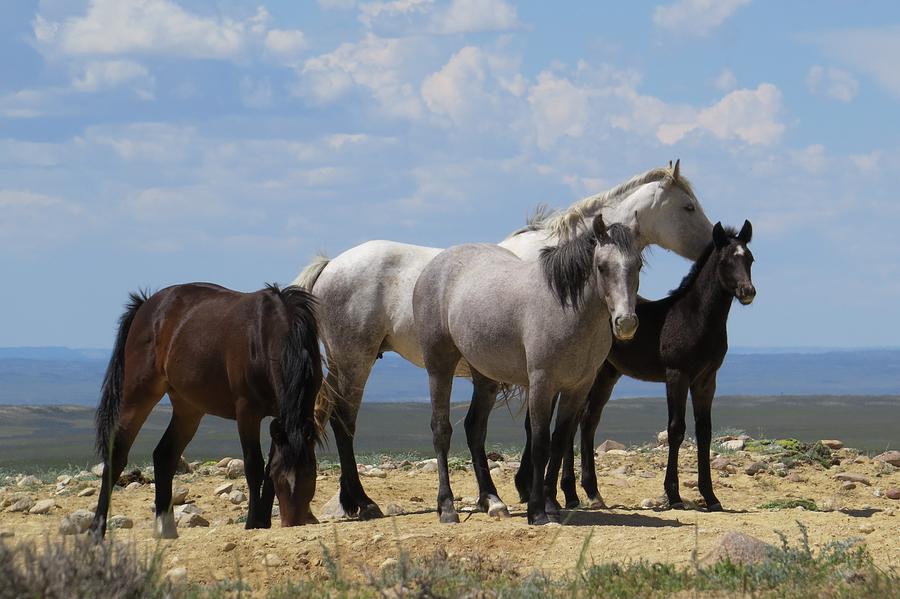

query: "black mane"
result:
(667, 226), (737, 300)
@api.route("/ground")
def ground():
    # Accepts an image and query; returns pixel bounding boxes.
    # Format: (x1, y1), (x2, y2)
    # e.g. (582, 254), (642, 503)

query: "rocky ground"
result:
(1, 435), (898, 593)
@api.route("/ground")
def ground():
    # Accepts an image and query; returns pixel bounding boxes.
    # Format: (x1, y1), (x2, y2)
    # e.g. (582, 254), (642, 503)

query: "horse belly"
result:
(448, 317), (527, 386)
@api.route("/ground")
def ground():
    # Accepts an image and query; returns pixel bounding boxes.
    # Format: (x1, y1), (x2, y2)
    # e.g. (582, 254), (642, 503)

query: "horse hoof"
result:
(585, 496), (607, 510)
(487, 499), (510, 518)
(154, 514), (178, 539)
(668, 501), (685, 510)
(439, 511), (460, 524)
(529, 513), (551, 526)
(358, 504), (384, 520)
(707, 502), (723, 512)
(565, 499), (581, 510)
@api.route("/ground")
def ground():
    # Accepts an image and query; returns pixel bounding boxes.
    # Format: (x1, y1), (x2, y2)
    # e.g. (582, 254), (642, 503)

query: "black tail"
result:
(95, 291), (149, 459)
(269, 284), (324, 470)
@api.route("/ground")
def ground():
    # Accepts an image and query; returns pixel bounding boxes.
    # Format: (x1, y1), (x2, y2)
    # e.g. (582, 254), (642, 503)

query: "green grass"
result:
(759, 498), (819, 511)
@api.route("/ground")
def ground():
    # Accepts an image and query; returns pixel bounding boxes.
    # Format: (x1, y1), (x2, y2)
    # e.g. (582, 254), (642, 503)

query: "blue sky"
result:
(2, 0), (899, 348)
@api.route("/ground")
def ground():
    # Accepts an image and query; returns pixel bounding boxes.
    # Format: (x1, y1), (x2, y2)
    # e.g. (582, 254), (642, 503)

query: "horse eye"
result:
(684, 204), (695, 212)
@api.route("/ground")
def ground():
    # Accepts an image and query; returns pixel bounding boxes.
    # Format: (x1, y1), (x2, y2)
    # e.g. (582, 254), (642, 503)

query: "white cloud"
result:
(0, 190), (85, 251)
(805, 65), (858, 103)
(714, 68), (737, 91)
(359, 0), (434, 29)
(72, 59), (154, 97)
(808, 26), (900, 98)
(849, 150), (880, 174)
(432, 0), (520, 34)
(653, 0), (751, 36)
(264, 29), (307, 60)
(319, 0), (357, 8)
(0, 88), (62, 119)
(239, 77), (273, 109)
(689, 83), (784, 145)
(527, 71), (591, 149)
(790, 144), (828, 173)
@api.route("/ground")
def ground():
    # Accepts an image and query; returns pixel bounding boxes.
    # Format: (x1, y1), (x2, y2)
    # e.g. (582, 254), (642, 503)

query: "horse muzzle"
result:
(736, 284), (756, 305)
(613, 314), (639, 341)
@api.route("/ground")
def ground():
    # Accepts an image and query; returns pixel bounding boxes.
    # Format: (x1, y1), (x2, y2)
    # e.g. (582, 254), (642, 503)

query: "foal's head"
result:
(712, 220), (756, 305)
(267, 419), (318, 526)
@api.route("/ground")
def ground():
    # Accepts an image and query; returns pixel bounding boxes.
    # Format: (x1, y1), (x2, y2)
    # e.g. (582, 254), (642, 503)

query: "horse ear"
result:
(712, 222), (729, 249)
(738, 219), (752, 243)
(672, 158), (681, 181)
(592, 214), (608, 240)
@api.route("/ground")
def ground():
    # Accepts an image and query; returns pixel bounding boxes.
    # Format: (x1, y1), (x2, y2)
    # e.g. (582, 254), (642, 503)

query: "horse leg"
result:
(424, 345), (461, 524)
(526, 379), (556, 525)
(546, 386), (593, 516)
(90, 385), (162, 537)
(515, 409), (533, 503)
(576, 363), (620, 509)
(236, 409), (268, 529)
(464, 370), (508, 517)
(151, 400), (202, 539)
(329, 364), (384, 520)
(663, 370), (690, 509)
(691, 372), (722, 511)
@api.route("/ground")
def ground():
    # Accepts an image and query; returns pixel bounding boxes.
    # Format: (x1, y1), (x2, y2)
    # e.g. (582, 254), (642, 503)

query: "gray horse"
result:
(413, 217), (642, 525)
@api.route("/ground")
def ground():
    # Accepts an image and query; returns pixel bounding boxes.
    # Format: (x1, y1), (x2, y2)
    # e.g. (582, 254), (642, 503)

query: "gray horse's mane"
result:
(506, 165), (695, 241)
(539, 223), (639, 310)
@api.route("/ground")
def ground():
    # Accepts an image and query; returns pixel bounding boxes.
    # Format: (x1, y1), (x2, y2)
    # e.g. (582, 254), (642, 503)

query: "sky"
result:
(1, 0), (899, 349)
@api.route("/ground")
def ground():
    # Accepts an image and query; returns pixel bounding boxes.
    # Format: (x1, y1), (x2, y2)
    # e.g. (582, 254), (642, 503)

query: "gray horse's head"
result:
(539, 215), (641, 340)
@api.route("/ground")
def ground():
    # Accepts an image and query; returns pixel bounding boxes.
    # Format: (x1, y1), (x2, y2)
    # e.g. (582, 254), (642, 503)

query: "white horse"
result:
(414, 218), (642, 525)
(294, 161), (712, 519)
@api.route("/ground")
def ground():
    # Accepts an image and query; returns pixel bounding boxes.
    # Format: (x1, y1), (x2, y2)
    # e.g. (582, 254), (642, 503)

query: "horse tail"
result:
(270, 284), (324, 470)
(95, 291), (149, 459)
(293, 254), (330, 291)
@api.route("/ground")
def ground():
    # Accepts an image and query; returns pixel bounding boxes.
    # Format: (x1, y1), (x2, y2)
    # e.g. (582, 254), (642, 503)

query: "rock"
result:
(363, 468), (386, 478)
(174, 504), (203, 517)
(91, 463), (105, 477)
(640, 497), (663, 509)
(486, 451), (504, 462)
(216, 457), (233, 468)
(874, 451), (900, 468)
(604, 449), (629, 457)
(786, 473), (806, 483)
(841, 481), (857, 491)
(165, 566), (187, 584)
(215, 482), (234, 496)
(384, 503), (404, 516)
(858, 523), (875, 534)
(711, 457), (732, 471)
(1, 493), (30, 509)
(833, 473), (871, 486)
(487, 460), (499, 470)
(175, 456), (192, 475)
(683, 480), (698, 489)
(17, 475), (41, 487)
(379, 558), (399, 573)
(77, 487), (96, 497)
(319, 490), (348, 521)
(597, 440), (626, 453)
(885, 488), (900, 500)
(262, 553), (282, 567)
(29, 499), (56, 514)
(721, 439), (745, 451)
(178, 513), (209, 528)
(223, 542), (236, 552)
(116, 468), (147, 487)
(226, 459), (244, 479)
(418, 459), (438, 473)
(0, 529), (13, 538)
(657, 430), (669, 446)
(59, 509), (93, 535)
(228, 490), (246, 505)
(172, 486), (189, 505)
(108, 515), (133, 529)
(57, 475), (73, 485)
(704, 532), (774, 565)
(820, 439), (844, 450)
(125, 482), (142, 491)
(409, 496), (424, 503)
(612, 465), (633, 478)
(745, 462), (767, 476)
(6, 497), (35, 513)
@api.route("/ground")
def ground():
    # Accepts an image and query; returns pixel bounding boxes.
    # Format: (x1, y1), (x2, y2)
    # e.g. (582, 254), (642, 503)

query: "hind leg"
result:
(464, 371), (508, 517)
(515, 409), (533, 503)
(545, 387), (592, 516)
(152, 400), (203, 539)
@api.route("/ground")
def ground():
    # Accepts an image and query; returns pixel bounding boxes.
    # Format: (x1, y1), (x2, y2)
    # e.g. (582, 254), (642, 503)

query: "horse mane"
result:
(539, 223), (638, 310)
(506, 165), (696, 241)
(667, 226), (738, 300)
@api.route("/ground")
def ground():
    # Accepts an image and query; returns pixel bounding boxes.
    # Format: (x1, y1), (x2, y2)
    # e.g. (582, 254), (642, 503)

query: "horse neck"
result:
(594, 184), (653, 250)
(689, 250), (733, 325)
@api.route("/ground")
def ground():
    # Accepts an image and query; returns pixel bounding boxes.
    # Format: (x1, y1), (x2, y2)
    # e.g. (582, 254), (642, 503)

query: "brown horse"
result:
(89, 283), (323, 539)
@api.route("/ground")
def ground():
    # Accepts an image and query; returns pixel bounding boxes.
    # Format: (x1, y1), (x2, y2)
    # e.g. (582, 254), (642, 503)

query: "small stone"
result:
(841, 481), (857, 491)
(379, 557), (399, 572)
(172, 486), (189, 505)
(319, 490), (348, 521)
(59, 509), (93, 535)
(108, 515), (133, 529)
(216, 457), (233, 468)
(832, 473), (871, 486)
(885, 488), (900, 500)
(29, 499), (56, 514)
(175, 456), (192, 474)
(77, 487), (96, 497)
(418, 459), (438, 473)
(363, 468), (386, 478)
(745, 462), (767, 476)
(683, 480), (699, 489)
(6, 497), (35, 513)
(262, 553), (282, 567)
(226, 459), (244, 479)
(174, 504), (203, 517)
(91, 463), (105, 477)
(704, 531), (774, 565)
(384, 503), (404, 516)
(179, 513), (209, 528)
(215, 482), (234, 495)
(597, 440), (626, 453)
(721, 439), (745, 451)
(17, 475), (41, 487)
(166, 566), (187, 584)
(858, 523), (875, 534)
(57, 475), (73, 485)
(124, 481), (141, 491)
(228, 490), (246, 505)
(486, 451), (504, 462)
(711, 457), (732, 471)
(487, 460), (499, 470)
(223, 542), (236, 552)
(409, 496), (424, 503)
(657, 430), (669, 446)
(820, 440), (844, 450)
(874, 451), (900, 468)
(604, 449), (629, 456)
(640, 497), (663, 509)
(0, 529), (13, 538)
(786, 473), (806, 483)
(612, 465), (633, 478)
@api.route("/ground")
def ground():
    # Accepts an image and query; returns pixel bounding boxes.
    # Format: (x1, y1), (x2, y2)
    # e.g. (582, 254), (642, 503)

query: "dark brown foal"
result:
(90, 283), (323, 538)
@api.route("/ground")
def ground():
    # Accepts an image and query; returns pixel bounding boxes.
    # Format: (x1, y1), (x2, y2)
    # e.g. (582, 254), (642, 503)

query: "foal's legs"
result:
(329, 362), (384, 520)
(663, 369), (690, 508)
(544, 388), (591, 516)
(691, 372), (722, 511)
(152, 398), (203, 539)
(464, 370), (508, 517)
(567, 363), (621, 509)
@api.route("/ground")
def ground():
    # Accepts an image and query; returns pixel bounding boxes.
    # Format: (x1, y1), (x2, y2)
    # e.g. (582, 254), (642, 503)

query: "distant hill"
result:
(0, 346), (898, 405)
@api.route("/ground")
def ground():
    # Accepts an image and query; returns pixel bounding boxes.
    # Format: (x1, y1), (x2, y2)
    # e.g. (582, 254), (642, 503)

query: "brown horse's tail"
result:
(95, 291), (149, 459)
(271, 284), (324, 470)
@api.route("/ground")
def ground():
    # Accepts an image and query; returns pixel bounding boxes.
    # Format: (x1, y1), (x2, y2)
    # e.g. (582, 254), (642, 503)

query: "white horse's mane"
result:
(508, 165), (696, 241)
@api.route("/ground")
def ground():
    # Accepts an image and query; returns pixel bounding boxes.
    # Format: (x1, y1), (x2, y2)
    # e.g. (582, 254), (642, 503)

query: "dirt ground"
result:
(1, 443), (898, 592)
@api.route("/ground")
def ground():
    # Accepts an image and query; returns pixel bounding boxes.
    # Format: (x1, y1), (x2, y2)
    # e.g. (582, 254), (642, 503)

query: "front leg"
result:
(663, 370), (690, 509)
(546, 387), (592, 515)
(691, 371), (722, 511)
(577, 363), (620, 509)
(236, 410), (268, 529)
(527, 377), (557, 525)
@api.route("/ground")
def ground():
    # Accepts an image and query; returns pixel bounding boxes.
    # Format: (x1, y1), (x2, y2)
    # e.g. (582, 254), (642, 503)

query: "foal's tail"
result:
(272, 284), (325, 470)
(95, 291), (149, 459)
(293, 254), (330, 291)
